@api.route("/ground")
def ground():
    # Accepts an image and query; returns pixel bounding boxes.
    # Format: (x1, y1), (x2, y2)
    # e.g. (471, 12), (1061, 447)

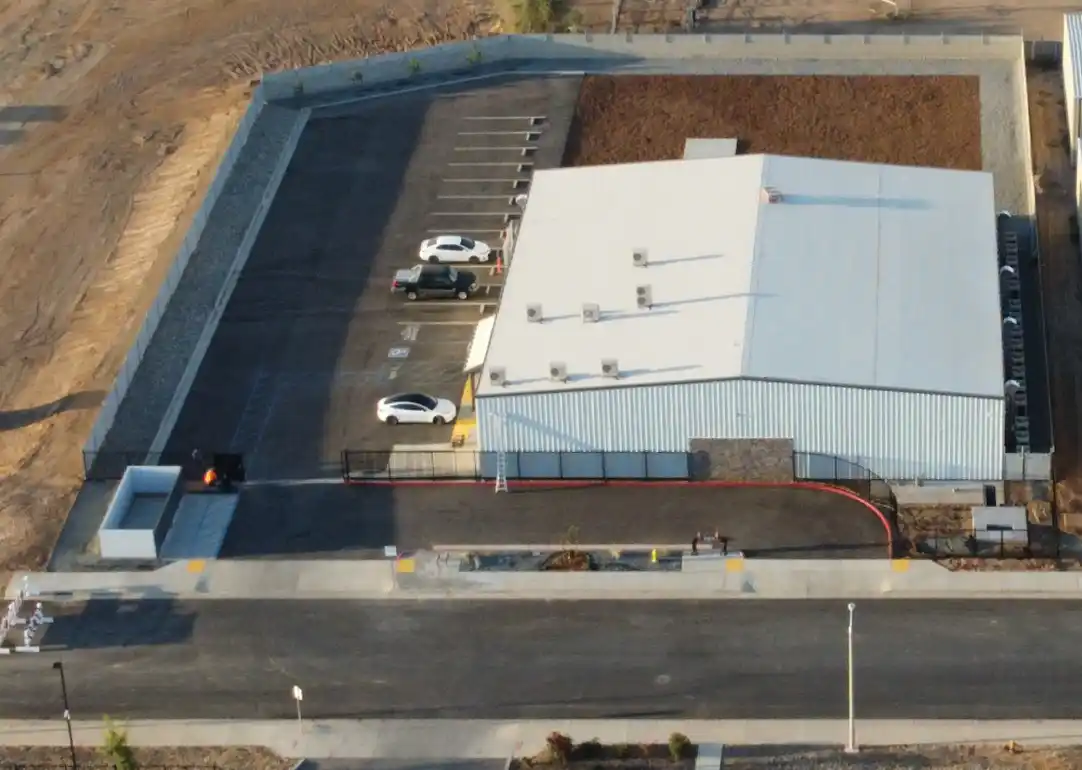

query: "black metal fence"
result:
(793, 451), (899, 533)
(81, 450), (233, 482)
(340, 449), (691, 482)
(908, 526), (1060, 560)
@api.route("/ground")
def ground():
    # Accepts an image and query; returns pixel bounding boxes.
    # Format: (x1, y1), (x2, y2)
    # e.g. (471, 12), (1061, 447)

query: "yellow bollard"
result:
(651, 548), (658, 563)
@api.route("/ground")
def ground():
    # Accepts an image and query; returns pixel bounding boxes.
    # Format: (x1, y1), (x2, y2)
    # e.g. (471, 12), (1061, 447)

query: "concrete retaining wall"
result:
(146, 107), (312, 458)
(83, 94), (268, 454)
(260, 33), (1025, 102)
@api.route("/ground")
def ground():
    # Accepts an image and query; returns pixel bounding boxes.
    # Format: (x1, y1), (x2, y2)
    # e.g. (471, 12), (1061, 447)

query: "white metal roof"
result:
(464, 315), (496, 373)
(477, 154), (1002, 399)
(1067, 13), (1082, 100)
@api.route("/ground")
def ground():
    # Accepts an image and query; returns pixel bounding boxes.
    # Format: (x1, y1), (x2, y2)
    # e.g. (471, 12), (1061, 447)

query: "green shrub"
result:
(576, 739), (603, 760)
(101, 717), (137, 770)
(614, 743), (633, 759)
(668, 732), (691, 761)
(545, 732), (574, 766)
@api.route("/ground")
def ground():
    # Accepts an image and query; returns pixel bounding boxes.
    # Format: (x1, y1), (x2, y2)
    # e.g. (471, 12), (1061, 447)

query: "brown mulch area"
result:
(723, 743), (1082, 770)
(562, 75), (981, 170)
(0, 747), (292, 769)
(513, 740), (695, 770)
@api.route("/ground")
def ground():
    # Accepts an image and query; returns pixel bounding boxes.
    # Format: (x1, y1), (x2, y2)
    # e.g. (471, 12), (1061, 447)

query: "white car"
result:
(419, 235), (492, 264)
(377, 393), (458, 426)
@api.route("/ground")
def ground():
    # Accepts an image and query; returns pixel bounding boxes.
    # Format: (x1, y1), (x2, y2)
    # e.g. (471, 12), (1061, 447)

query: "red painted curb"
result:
(342, 477), (895, 557)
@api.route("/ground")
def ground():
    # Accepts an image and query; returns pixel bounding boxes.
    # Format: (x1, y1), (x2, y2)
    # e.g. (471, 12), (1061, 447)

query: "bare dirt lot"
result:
(1026, 65), (1082, 527)
(562, 75), (982, 169)
(0, 0), (497, 574)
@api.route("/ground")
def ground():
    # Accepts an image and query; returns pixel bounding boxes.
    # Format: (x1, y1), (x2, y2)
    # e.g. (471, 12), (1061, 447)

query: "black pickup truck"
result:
(391, 264), (479, 301)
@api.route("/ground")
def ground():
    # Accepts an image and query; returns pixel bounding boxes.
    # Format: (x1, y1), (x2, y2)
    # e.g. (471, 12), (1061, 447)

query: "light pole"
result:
(52, 661), (77, 770)
(845, 603), (857, 754)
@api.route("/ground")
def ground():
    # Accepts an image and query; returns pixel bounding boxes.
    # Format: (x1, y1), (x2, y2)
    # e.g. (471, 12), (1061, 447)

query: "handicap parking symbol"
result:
(388, 347), (410, 359)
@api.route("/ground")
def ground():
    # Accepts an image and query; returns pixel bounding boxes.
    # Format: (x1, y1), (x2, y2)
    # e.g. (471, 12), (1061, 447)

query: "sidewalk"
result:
(8, 555), (1082, 602)
(3, 720), (1082, 758)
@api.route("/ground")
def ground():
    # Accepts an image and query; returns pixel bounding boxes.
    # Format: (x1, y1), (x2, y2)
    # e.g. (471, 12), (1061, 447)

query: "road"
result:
(0, 600), (1072, 719)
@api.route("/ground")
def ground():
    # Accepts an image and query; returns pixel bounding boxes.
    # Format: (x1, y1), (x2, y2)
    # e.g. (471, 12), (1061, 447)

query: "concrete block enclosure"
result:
(81, 32), (1049, 488)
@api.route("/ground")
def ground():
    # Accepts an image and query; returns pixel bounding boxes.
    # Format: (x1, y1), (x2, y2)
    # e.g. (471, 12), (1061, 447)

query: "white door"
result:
(439, 244), (464, 262)
(398, 403), (426, 423)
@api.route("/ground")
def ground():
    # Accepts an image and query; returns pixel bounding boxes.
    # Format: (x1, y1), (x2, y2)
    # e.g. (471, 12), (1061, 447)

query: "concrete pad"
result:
(160, 493), (239, 559)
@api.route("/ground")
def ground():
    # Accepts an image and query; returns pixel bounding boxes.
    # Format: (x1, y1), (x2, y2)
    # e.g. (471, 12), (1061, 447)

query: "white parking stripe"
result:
(454, 146), (537, 152)
(448, 162), (531, 167)
(437, 195), (514, 200)
(430, 212), (511, 217)
(443, 178), (530, 183)
(425, 228), (503, 234)
(457, 131), (538, 136)
(461, 115), (546, 121)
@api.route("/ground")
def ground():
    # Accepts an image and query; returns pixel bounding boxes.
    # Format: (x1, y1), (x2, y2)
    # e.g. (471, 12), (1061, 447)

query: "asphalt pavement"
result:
(0, 600), (1074, 720)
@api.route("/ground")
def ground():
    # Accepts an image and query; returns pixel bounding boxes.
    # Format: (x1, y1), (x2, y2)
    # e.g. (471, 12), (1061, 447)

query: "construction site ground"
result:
(0, 0), (1067, 574)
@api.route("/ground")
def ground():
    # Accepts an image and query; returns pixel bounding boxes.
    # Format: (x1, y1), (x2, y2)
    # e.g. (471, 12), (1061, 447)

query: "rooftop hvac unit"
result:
(549, 361), (568, 382)
(632, 248), (649, 267)
(761, 187), (782, 203)
(601, 358), (619, 378)
(526, 303), (543, 323)
(582, 303), (600, 323)
(636, 285), (653, 309)
(489, 367), (507, 387)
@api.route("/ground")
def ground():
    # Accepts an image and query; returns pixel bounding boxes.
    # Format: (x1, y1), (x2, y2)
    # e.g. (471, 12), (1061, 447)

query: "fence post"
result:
(557, 451), (564, 480)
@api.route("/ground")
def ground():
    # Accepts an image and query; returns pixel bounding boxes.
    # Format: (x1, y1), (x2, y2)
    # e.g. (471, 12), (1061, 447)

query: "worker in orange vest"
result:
(203, 467), (218, 487)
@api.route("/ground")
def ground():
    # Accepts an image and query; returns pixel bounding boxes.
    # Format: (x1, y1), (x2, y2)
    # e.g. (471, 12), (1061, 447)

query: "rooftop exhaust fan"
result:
(761, 187), (782, 203)
(632, 248), (649, 267)
(636, 285), (653, 309)
(526, 303), (543, 323)
(549, 361), (568, 382)
(489, 367), (507, 387)
(582, 303), (600, 323)
(601, 358), (619, 378)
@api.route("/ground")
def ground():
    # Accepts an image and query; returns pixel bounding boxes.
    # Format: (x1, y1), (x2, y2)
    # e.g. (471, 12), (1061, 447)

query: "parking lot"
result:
(219, 482), (891, 559)
(164, 74), (582, 480)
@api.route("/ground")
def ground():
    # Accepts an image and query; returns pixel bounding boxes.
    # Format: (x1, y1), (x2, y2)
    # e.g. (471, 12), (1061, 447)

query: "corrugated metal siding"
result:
(1066, 14), (1082, 154)
(475, 379), (1004, 480)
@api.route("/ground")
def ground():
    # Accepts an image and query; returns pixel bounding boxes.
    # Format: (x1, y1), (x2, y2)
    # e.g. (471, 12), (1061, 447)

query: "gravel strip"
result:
(95, 104), (304, 463)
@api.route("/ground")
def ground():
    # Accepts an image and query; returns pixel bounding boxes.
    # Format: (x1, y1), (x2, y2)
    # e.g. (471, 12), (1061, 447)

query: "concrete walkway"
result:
(3, 720), (1082, 757)
(8, 555), (1082, 601)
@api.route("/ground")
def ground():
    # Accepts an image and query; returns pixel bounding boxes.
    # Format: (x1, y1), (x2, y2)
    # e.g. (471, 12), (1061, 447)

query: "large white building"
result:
(473, 154), (1004, 481)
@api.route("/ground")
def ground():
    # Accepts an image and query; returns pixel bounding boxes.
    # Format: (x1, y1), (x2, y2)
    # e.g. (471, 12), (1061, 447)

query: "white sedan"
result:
(419, 235), (492, 264)
(377, 393), (458, 426)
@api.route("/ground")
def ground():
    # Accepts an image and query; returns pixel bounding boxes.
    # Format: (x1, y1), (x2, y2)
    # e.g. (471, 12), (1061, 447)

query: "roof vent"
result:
(582, 303), (600, 323)
(526, 303), (543, 323)
(489, 367), (507, 387)
(632, 248), (649, 267)
(761, 187), (782, 203)
(636, 285), (653, 309)
(549, 361), (568, 382)
(601, 358), (619, 378)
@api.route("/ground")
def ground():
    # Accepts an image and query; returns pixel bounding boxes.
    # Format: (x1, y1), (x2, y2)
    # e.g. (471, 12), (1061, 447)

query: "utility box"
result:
(98, 466), (184, 560)
(971, 505), (1028, 547)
